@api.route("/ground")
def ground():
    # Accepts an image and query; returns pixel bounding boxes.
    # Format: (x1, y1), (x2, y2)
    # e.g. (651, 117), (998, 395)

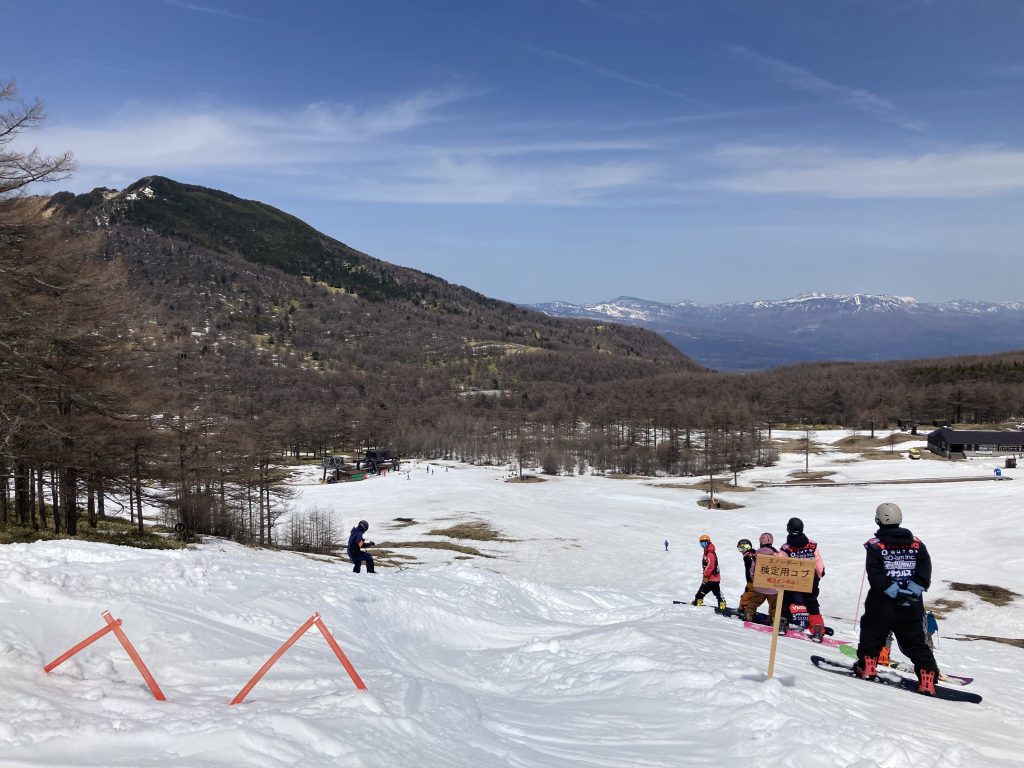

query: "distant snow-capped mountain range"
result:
(527, 293), (1024, 371)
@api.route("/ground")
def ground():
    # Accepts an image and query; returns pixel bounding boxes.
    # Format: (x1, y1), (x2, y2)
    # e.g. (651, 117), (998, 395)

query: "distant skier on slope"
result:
(855, 502), (940, 695)
(347, 520), (376, 574)
(779, 517), (826, 640)
(691, 534), (726, 609)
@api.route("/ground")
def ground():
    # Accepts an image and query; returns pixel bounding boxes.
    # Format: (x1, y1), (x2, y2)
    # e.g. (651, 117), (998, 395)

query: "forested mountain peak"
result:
(42, 175), (702, 403)
(48, 175), (489, 307)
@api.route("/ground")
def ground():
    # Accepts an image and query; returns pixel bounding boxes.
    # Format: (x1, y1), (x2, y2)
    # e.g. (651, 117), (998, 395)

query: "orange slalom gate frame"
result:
(230, 612), (367, 705)
(43, 610), (167, 701)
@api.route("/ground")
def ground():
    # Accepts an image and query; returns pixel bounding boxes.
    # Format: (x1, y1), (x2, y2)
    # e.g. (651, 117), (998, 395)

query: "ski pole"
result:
(852, 569), (866, 632)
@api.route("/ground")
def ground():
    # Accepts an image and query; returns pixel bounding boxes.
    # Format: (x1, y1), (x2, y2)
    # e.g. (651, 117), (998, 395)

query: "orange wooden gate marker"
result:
(44, 610), (167, 701)
(230, 612), (367, 705)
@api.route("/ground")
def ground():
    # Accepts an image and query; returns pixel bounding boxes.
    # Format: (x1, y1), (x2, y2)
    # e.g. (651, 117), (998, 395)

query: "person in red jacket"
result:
(779, 517), (826, 640)
(691, 534), (726, 609)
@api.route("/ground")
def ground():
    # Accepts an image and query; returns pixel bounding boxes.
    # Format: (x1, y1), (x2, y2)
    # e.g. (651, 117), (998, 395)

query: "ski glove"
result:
(899, 581), (924, 597)
(884, 582), (900, 599)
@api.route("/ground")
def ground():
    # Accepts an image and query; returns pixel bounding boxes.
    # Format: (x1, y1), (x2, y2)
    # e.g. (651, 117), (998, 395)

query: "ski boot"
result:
(808, 614), (826, 643)
(691, 599), (703, 607)
(854, 656), (878, 681)
(878, 646), (891, 666)
(718, 599), (727, 611)
(777, 617), (789, 635)
(917, 669), (937, 696)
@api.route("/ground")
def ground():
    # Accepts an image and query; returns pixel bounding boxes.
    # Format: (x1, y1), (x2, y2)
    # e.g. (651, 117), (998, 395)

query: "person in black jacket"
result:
(347, 520), (376, 573)
(855, 502), (939, 695)
(779, 517), (826, 640)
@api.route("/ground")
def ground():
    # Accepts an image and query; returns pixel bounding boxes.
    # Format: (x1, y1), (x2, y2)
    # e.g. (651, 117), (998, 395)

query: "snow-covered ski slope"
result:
(1, 430), (1021, 767)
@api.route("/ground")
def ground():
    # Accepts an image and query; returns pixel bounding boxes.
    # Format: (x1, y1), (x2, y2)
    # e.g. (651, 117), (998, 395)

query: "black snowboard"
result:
(810, 655), (982, 704)
(714, 605), (773, 625)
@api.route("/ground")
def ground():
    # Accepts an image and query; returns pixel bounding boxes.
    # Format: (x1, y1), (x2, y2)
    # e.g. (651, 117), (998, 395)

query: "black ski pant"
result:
(781, 576), (820, 618)
(857, 600), (937, 674)
(350, 550), (375, 573)
(694, 581), (723, 603)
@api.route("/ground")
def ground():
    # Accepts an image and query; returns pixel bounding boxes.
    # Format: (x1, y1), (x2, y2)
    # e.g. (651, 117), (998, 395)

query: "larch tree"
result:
(1, 80), (133, 535)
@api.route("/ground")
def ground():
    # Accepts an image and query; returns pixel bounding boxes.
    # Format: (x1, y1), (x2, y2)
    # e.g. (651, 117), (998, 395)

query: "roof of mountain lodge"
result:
(927, 427), (1024, 445)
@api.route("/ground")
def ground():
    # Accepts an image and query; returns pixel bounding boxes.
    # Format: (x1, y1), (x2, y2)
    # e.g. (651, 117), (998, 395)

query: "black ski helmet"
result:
(736, 538), (753, 551)
(786, 517), (804, 534)
(358, 520), (369, 532)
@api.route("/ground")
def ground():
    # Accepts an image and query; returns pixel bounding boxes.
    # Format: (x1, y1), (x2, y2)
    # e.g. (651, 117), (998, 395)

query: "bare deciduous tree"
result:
(0, 81), (75, 199)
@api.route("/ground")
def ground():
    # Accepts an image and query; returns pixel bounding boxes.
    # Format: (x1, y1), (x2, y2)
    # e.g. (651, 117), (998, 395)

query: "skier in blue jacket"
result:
(347, 520), (376, 573)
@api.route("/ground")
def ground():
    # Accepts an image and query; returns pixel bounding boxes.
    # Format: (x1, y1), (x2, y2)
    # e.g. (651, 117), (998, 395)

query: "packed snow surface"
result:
(1, 431), (1022, 767)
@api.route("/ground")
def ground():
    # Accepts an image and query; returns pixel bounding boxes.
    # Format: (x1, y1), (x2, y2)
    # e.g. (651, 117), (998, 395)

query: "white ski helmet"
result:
(875, 502), (902, 526)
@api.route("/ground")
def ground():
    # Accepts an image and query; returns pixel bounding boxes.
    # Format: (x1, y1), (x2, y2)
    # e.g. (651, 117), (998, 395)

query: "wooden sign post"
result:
(752, 554), (816, 680)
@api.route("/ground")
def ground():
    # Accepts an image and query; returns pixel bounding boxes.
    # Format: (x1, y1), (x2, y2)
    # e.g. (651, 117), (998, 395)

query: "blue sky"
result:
(5, 0), (1024, 304)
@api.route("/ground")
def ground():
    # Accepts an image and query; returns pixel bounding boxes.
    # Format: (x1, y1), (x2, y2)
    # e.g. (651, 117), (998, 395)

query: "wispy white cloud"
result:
(328, 157), (656, 205)
(528, 46), (705, 106)
(37, 89), (661, 205)
(729, 46), (923, 131)
(42, 89), (467, 166)
(163, 0), (271, 24)
(992, 63), (1024, 78)
(710, 144), (1024, 198)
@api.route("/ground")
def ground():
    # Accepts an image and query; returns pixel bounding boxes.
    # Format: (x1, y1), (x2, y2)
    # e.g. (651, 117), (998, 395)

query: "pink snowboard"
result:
(743, 620), (850, 647)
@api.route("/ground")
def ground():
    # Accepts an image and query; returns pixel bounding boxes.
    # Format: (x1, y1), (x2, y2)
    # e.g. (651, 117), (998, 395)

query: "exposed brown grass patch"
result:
(788, 470), (835, 481)
(375, 540), (491, 557)
(297, 553), (340, 564)
(949, 582), (1019, 606)
(0, 521), (187, 550)
(505, 475), (546, 483)
(859, 451), (905, 460)
(390, 517), (417, 528)
(655, 480), (756, 493)
(773, 438), (828, 454)
(928, 596), (965, 619)
(834, 436), (883, 452)
(697, 499), (745, 510)
(957, 634), (1024, 649)
(834, 433), (920, 453)
(427, 521), (514, 542)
